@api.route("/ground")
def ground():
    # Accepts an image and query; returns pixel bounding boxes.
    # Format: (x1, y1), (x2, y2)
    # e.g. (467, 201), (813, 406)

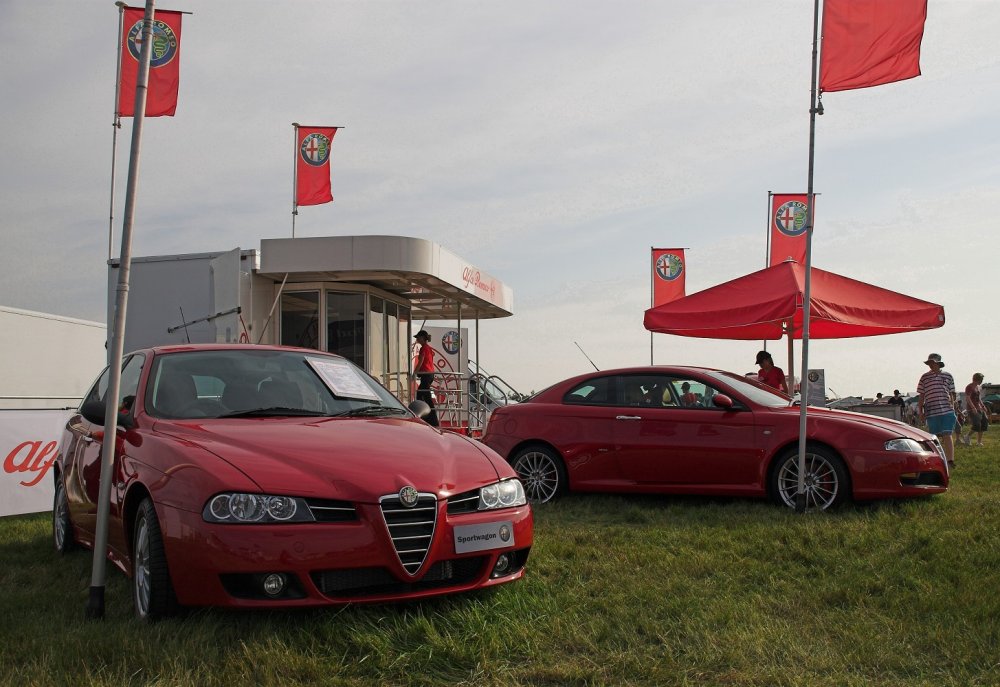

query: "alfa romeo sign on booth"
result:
(1, 410), (70, 517)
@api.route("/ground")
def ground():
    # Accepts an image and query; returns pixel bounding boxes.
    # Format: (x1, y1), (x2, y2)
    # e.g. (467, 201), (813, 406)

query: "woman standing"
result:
(755, 350), (789, 393)
(413, 330), (440, 426)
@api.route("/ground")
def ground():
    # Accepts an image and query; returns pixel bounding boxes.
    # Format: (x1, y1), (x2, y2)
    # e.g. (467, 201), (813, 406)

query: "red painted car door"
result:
(613, 375), (760, 487)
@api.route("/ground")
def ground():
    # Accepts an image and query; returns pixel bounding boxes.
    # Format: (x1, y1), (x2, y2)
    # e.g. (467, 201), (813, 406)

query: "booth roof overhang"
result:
(258, 235), (514, 320)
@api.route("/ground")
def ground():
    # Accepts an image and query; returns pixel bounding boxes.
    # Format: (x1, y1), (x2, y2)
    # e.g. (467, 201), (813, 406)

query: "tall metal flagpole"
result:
(765, 192), (772, 269)
(796, 0), (824, 513)
(109, 2), (126, 262)
(649, 247), (654, 365)
(291, 122), (299, 238)
(87, 0), (156, 619)
(106, 2), (127, 365)
(763, 191), (772, 356)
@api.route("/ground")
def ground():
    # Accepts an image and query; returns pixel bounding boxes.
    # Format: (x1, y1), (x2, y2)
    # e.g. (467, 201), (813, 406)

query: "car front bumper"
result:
(157, 500), (533, 608)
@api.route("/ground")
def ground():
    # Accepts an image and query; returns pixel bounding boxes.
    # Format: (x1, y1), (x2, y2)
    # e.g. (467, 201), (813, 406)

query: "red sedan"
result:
(53, 344), (531, 620)
(482, 366), (948, 510)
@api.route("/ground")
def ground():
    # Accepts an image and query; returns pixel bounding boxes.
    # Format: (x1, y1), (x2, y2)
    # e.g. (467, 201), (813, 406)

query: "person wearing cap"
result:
(755, 350), (788, 393)
(916, 353), (957, 466)
(412, 330), (440, 426)
(961, 372), (990, 447)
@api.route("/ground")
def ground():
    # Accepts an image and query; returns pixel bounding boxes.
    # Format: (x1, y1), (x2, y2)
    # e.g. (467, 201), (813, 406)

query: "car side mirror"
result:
(712, 394), (734, 409)
(80, 399), (134, 430)
(408, 400), (431, 419)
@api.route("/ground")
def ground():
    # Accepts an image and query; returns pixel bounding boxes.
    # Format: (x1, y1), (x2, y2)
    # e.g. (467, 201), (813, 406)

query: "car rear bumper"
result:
(158, 500), (533, 607)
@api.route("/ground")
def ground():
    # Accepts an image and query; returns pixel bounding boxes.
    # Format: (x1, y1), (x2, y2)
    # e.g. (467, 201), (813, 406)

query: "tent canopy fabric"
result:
(643, 260), (944, 340)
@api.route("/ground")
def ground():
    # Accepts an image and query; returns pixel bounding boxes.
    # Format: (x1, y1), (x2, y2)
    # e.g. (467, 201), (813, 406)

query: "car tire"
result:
(53, 479), (76, 554)
(769, 445), (849, 511)
(510, 445), (567, 504)
(132, 498), (179, 621)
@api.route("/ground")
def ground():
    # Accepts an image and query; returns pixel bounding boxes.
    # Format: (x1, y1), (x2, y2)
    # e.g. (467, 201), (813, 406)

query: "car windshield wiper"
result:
(333, 405), (409, 417)
(220, 407), (331, 418)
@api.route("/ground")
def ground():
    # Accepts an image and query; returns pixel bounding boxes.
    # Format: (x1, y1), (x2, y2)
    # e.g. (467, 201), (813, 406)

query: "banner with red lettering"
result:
(769, 194), (812, 266)
(118, 6), (183, 117)
(1, 410), (70, 517)
(295, 126), (339, 206)
(651, 248), (686, 308)
(820, 0), (927, 93)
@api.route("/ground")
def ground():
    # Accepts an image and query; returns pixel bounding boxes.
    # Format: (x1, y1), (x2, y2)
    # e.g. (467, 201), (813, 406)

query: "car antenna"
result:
(574, 341), (600, 371)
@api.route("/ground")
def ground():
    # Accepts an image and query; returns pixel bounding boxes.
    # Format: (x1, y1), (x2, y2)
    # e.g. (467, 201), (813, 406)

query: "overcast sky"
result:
(1, 0), (997, 398)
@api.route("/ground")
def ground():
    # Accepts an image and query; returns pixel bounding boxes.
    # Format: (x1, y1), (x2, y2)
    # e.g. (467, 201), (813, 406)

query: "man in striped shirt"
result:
(917, 353), (957, 466)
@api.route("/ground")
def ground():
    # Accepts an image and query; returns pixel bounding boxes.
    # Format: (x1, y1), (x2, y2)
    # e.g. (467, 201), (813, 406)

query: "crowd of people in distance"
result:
(751, 348), (989, 469)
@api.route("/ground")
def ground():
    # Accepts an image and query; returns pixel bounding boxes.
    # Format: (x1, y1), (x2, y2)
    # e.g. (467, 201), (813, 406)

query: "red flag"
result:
(651, 249), (686, 308)
(820, 0), (927, 92)
(769, 194), (812, 267)
(295, 126), (339, 206)
(118, 7), (183, 117)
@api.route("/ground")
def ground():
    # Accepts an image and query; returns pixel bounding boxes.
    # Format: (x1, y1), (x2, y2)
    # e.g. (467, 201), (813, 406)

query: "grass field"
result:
(2, 438), (998, 686)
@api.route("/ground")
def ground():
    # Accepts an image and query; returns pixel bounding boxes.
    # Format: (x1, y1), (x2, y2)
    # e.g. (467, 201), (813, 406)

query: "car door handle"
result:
(615, 415), (642, 420)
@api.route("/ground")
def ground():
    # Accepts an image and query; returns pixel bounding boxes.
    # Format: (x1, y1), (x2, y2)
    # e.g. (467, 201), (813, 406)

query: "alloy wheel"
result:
(512, 449), (560, 503)
(776, 451), (841, 511)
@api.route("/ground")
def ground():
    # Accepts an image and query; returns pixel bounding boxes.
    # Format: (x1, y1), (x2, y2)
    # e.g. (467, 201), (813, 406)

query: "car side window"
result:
(618, 374), (672, 407)
(118, 354), (145, 414)
(563, 376), (613, 405)
(79, 355), (145, 415)
(81, 367), (111, 408)
(668, 377), (727, 409)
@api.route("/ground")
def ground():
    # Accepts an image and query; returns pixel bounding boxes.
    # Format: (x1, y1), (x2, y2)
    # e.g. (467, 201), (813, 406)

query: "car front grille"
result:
(311, 557), (486, 597)
(446, 488), (480, 515)
(379, 493), (437, 575)
(304, 498), (358, 522)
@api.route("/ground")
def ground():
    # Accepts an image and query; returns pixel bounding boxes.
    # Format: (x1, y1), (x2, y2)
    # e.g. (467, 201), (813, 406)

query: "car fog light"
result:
(262, 573), (286, 597)
(492, 553), (511, 578)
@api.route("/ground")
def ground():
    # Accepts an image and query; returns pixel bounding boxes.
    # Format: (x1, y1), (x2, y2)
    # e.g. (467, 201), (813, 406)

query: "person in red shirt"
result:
(755, 350), (788, 393)
(413, 330), (440, 426)
(679, 382), (698, 407)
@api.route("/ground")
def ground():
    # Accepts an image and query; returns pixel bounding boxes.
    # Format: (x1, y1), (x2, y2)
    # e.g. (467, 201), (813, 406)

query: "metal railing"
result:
(414, 365), (520, 437)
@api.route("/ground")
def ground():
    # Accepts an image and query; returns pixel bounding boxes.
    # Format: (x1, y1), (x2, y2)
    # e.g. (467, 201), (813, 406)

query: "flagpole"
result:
(795, 0), (824, 513)
(763, 191), (773, 355)
(108, 2), (126, 262)
(291, 122), (299, 239)
(649, 246), (654, 365)
(765, 191), (773, 269)
(87, 0), (156, 619)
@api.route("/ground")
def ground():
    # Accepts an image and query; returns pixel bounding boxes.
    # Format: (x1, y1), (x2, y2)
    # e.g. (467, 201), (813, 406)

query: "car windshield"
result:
(145, 348), (408, 420)
(703, 370), (792, 408)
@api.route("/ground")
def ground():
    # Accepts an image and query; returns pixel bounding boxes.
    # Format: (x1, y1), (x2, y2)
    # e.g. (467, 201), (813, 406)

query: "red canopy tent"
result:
(644, 260), (943, 339)
(643, 260), (945, 388)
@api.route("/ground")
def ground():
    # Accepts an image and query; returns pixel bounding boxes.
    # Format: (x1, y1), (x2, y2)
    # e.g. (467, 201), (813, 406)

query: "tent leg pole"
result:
(787, 324), (794, 394)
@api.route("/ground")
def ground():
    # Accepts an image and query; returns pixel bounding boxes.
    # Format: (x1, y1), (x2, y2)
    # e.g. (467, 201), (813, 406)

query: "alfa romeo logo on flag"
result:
(655, 253), (683, 281)
(774, 200), (809, 237)
(126, 19), (179, 67)
(300, 133), (332, 167)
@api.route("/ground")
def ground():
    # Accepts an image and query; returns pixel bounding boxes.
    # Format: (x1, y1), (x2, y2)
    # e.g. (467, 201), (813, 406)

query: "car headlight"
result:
(478, 479), (527, 510)
(885, 438), (923, 453)
(203, 493), (316, 523)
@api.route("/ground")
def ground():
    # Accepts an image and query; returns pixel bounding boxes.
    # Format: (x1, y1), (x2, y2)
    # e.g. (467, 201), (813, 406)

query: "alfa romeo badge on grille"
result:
(399, 485), (419, 507)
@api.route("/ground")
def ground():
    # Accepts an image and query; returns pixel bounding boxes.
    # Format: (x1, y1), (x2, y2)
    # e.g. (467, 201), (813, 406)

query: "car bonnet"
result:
(152, 416), (503, 503)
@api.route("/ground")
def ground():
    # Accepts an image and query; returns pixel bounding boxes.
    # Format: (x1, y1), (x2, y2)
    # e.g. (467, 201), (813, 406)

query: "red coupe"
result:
(53, 344), (532, 620)
(482, 366), (948, 510)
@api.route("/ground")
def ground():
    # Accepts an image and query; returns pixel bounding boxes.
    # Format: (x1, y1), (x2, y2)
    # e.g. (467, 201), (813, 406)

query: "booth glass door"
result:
(280, 291), (320, 349)
(326, 291), (365, 367)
